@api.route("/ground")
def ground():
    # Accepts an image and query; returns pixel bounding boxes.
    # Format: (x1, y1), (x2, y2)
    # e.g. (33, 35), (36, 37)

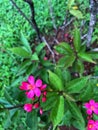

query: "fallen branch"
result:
(0, 104), (24, 111)
(24, 0), (42, 42)
(86, 0), (98, 47)
(10, 0), (42, 42)
(42, 37), (56, 64)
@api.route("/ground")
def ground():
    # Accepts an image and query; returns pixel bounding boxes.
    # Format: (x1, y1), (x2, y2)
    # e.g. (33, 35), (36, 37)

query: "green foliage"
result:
(50, 96), (64, 130)
(1, 0), (98, 130)
(48, 71), (64, 91)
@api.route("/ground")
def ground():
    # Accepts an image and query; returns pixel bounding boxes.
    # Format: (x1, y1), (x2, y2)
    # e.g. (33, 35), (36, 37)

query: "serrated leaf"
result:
(41, 93), (58, 111)
(74, 28), (81, 51)
(26, 110), (38, 130)
(9, 47), (31, 58)
(73, 120), (86, 130)
(31, 52), (39, 61)
(20, 31), (32, 53)
(66, 100), (85, 126)
(0, 98), (9, 105)
(70, 9), (83, 19)
(55, 42), (73, 54)
(41, 60), (53, 67)
(50, 96), (64, 130)
(4, 89), (13, 104)
(73, 60), (84, 74)
(87, 50), (98, 59)
(35, 42), (45, 55)
(48, 71), (64, 91)
(79, 82), (94, 101)
(66, 76), (89, 94)
(54, 45), (68, 54)
(17, 60), (31, 73)
(58, 55), (75, 68)
(78, 52), (96, 63)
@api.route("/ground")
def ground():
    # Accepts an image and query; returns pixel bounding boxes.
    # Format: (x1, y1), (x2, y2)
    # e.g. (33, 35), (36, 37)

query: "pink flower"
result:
(42, 96), (47, 102)
(24, 104), (33, 112)
(40, 84), (47, 91)
(20, 76), (42, 98)
(40, 108), (43, 115)
(84, 100), (98, 115)
(87, 120), (98, 130)
(33, 103), (40, 109)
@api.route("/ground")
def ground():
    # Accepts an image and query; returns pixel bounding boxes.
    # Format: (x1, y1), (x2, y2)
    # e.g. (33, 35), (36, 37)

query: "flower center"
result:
(89, 124), (93, 129)
(29, 85), (35, 90)
(91, 105), (94, 110)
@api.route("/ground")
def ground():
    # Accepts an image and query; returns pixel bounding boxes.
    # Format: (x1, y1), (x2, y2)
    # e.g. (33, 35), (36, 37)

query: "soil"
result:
(59, 126), (78, 130)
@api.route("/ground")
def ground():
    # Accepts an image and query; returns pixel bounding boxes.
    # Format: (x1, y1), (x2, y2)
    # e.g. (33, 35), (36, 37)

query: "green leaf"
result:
(73, 60), (84, 74)
(31, 52), (39, 61)
(73, 120), (86, 130)
(68, 0), (75, 9)
(87, 50), (98, 59)
(26, 62), (38, 75)
(70, 9), (83, 19)
(79, 82), (94, 101)
(54, 67), (63, 82)
(54, 42), (73, 55)
(48, 71), (64, 91)
(35, 42), (45, 55)
(20, 31), (32, 53)
(54, 45), (68, 54)
(74, 28), (81, 51)
(66, 100), (85, 126)
(62, 69), (71, 82)
(50, 96), (64, 130)
(41, 60), (53, 67)
(58, 42), (73, 53)
(66, 76), (89, 94)
(93, 114), (98, 120)
(9, 47), (31, 58)
(17, 60), (31, 73)
(78, 52), (96, 63)
(4, 89), (13, 104)
(41, 93), (58, 111)
(26, 110), (38, 130)
(58, 55), (75, 68)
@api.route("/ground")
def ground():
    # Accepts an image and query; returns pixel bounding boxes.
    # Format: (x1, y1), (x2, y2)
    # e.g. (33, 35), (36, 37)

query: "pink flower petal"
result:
(42, 96), (47, 102)
(94, 109), (98, 115)
(20, 82), (29, 90)
(28, 76), (35, 85)
(87, 109), (92, 115)
(40, 84), (47, 90)
(95, 103), (98, 108)
(89, 100), (95, 105)
(24, 104), (33, 112)
(84, 103), (90, 109)
(33, 103), (40, 108)
(34, 88), (41, 97)
(27, 90), (34, 98)
(35, 79), (42, 87)
(95, 120), (98, 128)
(40, 108), (43, 115)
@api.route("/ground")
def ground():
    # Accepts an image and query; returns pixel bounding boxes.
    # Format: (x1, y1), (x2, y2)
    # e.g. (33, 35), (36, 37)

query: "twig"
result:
(81, 34), (87, 40)
(24, 0), (42, 42)
(48, 0), (57, 30)
(0, 104), (24, 111)
(42, 37), (56, 64)
(86, 0), (98, 47)
(10, 0), (42, 42)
